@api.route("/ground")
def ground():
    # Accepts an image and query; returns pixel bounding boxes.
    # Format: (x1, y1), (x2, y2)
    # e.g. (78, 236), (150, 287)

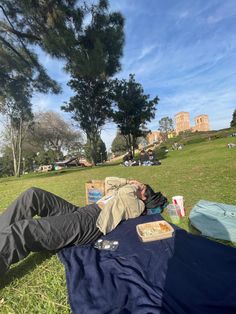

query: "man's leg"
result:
(0, 207), (102, 275)
(0, 187), (78, 231)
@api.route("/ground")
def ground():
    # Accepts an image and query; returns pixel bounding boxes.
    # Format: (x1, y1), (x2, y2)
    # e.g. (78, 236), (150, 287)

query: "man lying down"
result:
(0, 177), (167, 276)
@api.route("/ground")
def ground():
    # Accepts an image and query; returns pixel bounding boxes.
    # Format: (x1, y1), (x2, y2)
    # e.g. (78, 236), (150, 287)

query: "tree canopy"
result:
(112, 74), (159, 154)
(0, 0), (83, 59)
(111, 132), (127, 155)
(84, 136), (107, 163)
(230, 109), (236, 127)
(0, 0), (125, 166)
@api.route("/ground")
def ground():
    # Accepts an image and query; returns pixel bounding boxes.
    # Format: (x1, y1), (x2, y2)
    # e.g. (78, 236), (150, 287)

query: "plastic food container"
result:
(136, 220), (174, 242)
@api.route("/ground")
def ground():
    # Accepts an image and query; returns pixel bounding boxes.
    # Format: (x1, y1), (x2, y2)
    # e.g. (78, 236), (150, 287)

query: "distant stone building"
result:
(145, 112), (210, 146)
(175, 112), (191, 134)
(175, 112), (209, 134)
(146, 131), (161, 145)
(192, 114), (209, 132)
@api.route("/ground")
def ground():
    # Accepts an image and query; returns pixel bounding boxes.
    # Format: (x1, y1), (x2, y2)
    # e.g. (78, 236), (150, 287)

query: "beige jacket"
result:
(96, 177), (145, 235)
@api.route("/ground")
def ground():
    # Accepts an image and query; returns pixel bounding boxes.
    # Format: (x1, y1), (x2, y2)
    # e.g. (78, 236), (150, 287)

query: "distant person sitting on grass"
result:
(123, 150), (137, 166)
(138, 149), (149, 166)
(145, 149), (161, 166)
(0, 177), (167, 276)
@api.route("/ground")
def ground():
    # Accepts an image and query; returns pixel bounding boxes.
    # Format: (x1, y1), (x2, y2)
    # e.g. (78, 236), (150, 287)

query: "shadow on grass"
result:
(26, 167), (90, 179)
(154, 147), (169, 160)
(99, 161), (122, 167)
(0, 251), (53, 289)
(20, 163), (123, 181)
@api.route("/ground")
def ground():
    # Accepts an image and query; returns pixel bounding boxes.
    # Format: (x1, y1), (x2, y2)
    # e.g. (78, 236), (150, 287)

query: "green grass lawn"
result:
(0, 137), (235, 313)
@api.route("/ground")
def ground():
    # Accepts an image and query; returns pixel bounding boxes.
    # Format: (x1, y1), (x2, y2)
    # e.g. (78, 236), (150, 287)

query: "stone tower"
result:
(175, 112), (190, 134)
(194, 114), (209, 132)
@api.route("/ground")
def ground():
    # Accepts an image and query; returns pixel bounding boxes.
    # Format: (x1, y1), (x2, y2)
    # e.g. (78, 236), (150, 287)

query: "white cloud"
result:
(179, 10), (189, 19)
(32, 95), (54, 112)
(137, 44), (157, 60)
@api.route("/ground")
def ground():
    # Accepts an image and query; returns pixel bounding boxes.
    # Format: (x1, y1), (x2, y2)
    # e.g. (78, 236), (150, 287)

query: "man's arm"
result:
(128, 180), (145, 190)
(105, 177), (128, 194)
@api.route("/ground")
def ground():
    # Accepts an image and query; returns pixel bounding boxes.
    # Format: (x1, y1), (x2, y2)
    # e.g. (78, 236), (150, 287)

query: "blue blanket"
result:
(59, 214), (236, 314)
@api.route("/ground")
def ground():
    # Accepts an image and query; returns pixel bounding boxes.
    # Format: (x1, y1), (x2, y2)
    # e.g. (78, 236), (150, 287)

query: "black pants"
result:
(0, 187), (102, 275)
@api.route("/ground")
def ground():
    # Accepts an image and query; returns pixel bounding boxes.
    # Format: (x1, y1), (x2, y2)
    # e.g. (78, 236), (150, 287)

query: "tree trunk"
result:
(90, 137), (98, 165)
(10, 124), (17, 176)
(132, 135), (136, 157)
(9, 117), (23, 177)
(16, 118), (23, 177)
(127, 133), (132, 152)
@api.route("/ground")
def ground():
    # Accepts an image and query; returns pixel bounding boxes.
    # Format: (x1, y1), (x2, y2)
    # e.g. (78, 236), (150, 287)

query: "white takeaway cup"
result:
(172, 196), (185, 217)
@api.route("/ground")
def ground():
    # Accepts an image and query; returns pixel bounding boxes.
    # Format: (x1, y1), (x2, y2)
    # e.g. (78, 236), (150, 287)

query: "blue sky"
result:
(32, 0), (236, 150)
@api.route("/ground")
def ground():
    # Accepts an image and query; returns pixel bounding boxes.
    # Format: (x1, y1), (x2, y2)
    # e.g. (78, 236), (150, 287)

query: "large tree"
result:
(1, 95), (33, 177)
(63, 78), (113, 164)
(0, 61), (58, 177)
(0, 52), (59, 176)
(62, 0), (124, 164)
(158, 116), (174, 142)
(0, 1), (61, 176)
(112, 74), (159, 155)
(32, 111), (83, 160)
(230, 109), (236, 127)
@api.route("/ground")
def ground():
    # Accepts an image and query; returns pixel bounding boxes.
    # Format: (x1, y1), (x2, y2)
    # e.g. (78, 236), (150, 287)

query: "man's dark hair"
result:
(144, 185), (168, 210)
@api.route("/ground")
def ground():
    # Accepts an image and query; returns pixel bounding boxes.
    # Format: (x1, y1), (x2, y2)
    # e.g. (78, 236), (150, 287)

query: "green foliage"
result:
(35, 149), (61, 166)
(184, 137), (207, 145)
(63, 77), (112, 164)
(0, 146), (14, 176)
(0, 0), (82, 59)
(112, 74), (159, 154)
(84, 136), (107, 163)
(152, 146), (168, 160)
(111, 132), (127, 154)
(97, 138), (107, 163)
(0, 25), (60, 96)
(65, 0), (124, 77)
(230, 109), (236, 127)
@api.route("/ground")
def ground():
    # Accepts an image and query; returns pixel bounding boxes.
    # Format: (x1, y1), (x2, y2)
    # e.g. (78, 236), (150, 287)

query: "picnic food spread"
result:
(136, 220), (174, 242)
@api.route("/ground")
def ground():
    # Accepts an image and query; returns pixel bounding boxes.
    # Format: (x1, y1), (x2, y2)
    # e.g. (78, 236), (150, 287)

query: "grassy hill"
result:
(0, 136), (235, 313)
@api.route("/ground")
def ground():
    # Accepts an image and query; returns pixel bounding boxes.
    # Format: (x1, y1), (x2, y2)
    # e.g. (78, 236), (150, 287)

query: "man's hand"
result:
(128, 180), (147, 200)
(128, 180), (143, 187)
